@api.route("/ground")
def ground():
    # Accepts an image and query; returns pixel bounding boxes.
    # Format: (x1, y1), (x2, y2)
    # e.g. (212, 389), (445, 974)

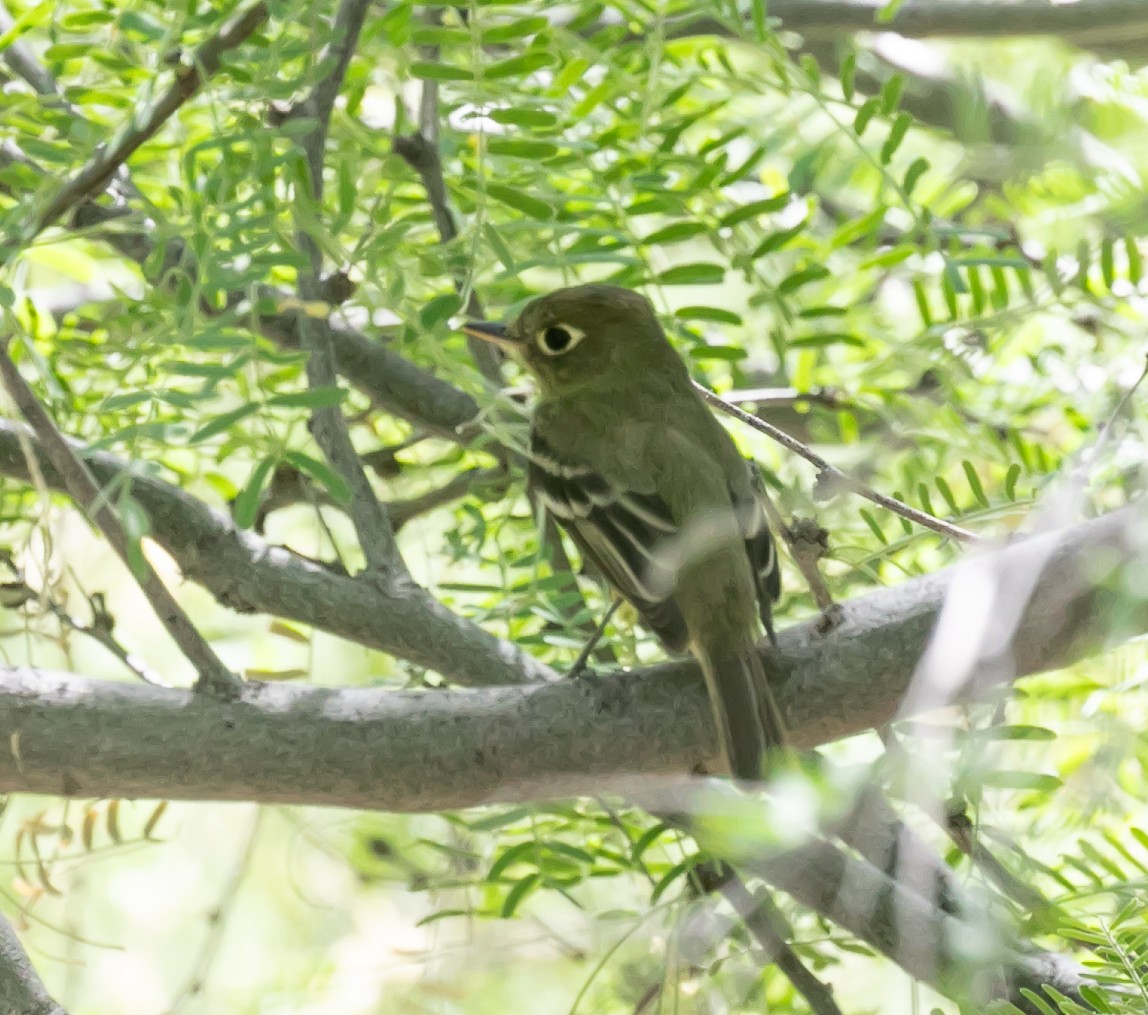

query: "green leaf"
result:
(640, 222), (709, 246)
(487, 138), (559, 159)
(409, 61), (472, 81)
(467, 807), (534, 833)
(880, 113), (912, 164)
(675, 306), (743, 325)
(486, 183), (555, 220)
(1004, 463), (1021, 500)
(720, 194), (790, 228)
(501, 873), (539, 917)
(751, 222), (806, 259)
(778, 264), (830, 295)
(935, 476), (959, 514)
(962, 460), (989, 508)
(1126, 235), (1142, 284)
(1100, 236), (1116, 289)
(189, 403), (259, 444)
(879, 74), (905, 115)
(483, 51), (553, 80)
(689, 345), (747, 361)
(483, 224), (516, 270)
(972, 725), (1056, 742)
(284, 451), (351, 504)
(267, 387), (348, 410)
(860, 509), (887, 543)
(656, 263), (725, 286)
(750, 0), (768, 40)
(651, 856), (699, 903)
(853, 98), (880, 136)
(118, 493), (152, 580)
(419, 293), (463, 330)
(788, 333), (865, 348)
(234, 457), (277, 530)
(488, 107), (558, 129)
(981, 771), (1062, 792)
(480, 15), (548, 43)
(903, 157), (929, 197)
(840, 51), (857, 102)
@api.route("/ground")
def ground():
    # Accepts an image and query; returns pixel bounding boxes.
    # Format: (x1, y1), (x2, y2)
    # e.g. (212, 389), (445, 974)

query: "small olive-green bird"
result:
(464, 284), (787, 780)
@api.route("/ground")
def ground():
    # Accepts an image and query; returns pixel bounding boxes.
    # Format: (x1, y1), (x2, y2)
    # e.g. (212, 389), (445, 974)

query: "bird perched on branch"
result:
(464, 284), (786, 780)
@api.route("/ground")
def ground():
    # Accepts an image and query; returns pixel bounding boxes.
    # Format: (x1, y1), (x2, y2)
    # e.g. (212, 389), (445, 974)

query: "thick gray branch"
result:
(0, 508), (1140, 810)
(0, 420), (553, 688)
(0, 912), (67, 1015)
(665, 0), (1148, 61)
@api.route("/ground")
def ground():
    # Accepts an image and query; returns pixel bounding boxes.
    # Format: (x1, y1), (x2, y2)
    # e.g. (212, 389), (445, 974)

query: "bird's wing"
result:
(527, 429), (689, 652)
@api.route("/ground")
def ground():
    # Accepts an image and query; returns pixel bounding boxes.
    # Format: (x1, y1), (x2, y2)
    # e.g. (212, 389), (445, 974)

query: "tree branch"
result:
(0, 507), (1138, 810)
(662, 0), (1148, 63)
(0, 910), (68, 1015)
(0, 419), (553, 688)
(290, 0), (404, 577)
(0, 348), (239, 697)
(696, 383), (981, 544)
(23, 1), (269, 241)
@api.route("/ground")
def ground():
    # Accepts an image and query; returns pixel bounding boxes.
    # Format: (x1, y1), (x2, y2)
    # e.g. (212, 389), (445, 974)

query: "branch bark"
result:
(0, 507), (1139, 810)
(663, 0), (1148, 62)
(0, 419), (554, 688)
(290, 0), (405, 577)
(0, 911), (67, 1015)
(0, 349), (239, 697)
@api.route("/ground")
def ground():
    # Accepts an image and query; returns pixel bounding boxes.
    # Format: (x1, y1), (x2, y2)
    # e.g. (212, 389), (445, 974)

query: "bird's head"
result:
(463, 284), (683, 396)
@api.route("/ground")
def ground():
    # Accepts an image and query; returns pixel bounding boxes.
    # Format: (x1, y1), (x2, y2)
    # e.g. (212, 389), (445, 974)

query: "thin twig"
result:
(1077, 353), (1148, 475)
(291, 0), (406, 579)
(657, 810), (844, 1015)
(943, 801), (1061, 925)
(23, 1), (269, 242)
(567, 597), (622, 677)
(696, 382), (981, 544)
(168, 810), (262, 1014)
(709, 863), (844, 1015)
(392, 27), (502, 385)
(0, 560), (168, 687)
(0, 340), (239, 697)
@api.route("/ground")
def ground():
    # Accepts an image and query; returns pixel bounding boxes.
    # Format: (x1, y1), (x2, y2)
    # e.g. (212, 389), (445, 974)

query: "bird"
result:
(463, 284), (787, 780)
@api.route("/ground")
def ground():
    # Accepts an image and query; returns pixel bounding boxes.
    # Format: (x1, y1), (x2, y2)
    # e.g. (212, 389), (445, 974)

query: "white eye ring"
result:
(536, 323), (585, 356)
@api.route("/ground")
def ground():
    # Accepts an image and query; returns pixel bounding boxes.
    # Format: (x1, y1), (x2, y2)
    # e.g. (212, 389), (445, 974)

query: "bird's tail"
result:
(694, 640), (787, 781)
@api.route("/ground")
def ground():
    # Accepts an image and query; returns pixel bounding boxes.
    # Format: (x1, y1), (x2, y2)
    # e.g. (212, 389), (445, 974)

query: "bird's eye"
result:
(536, 323), (585, 356)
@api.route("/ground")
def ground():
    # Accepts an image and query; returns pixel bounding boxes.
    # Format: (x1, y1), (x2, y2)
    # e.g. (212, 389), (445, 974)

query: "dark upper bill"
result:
(461, 320), (522, 348)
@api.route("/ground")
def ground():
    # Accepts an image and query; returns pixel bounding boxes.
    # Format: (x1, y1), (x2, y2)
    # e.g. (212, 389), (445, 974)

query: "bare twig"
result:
(943, 800), (1060, 924)
(22, 1), (269, 242)
(696, 382), (981, 544)
(291, 0), (406, 579)
(0, 562), (168, 688)
(567, 597), (622, 678)
(390, 467), (508, 531)
(392, 29), (502, 385)
(707, 863), (844, 1015)
(0, 909), (68, 1015)
(0, 342), (239, 697)
(169, 810), (262, 1014)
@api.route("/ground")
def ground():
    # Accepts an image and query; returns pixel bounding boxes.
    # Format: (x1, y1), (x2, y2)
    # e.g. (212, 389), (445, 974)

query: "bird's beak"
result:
(461, 320), (522, 349)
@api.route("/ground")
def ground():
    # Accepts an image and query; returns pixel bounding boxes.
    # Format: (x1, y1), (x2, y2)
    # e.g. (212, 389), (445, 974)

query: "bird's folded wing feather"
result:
(527, 430), (690, 651)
